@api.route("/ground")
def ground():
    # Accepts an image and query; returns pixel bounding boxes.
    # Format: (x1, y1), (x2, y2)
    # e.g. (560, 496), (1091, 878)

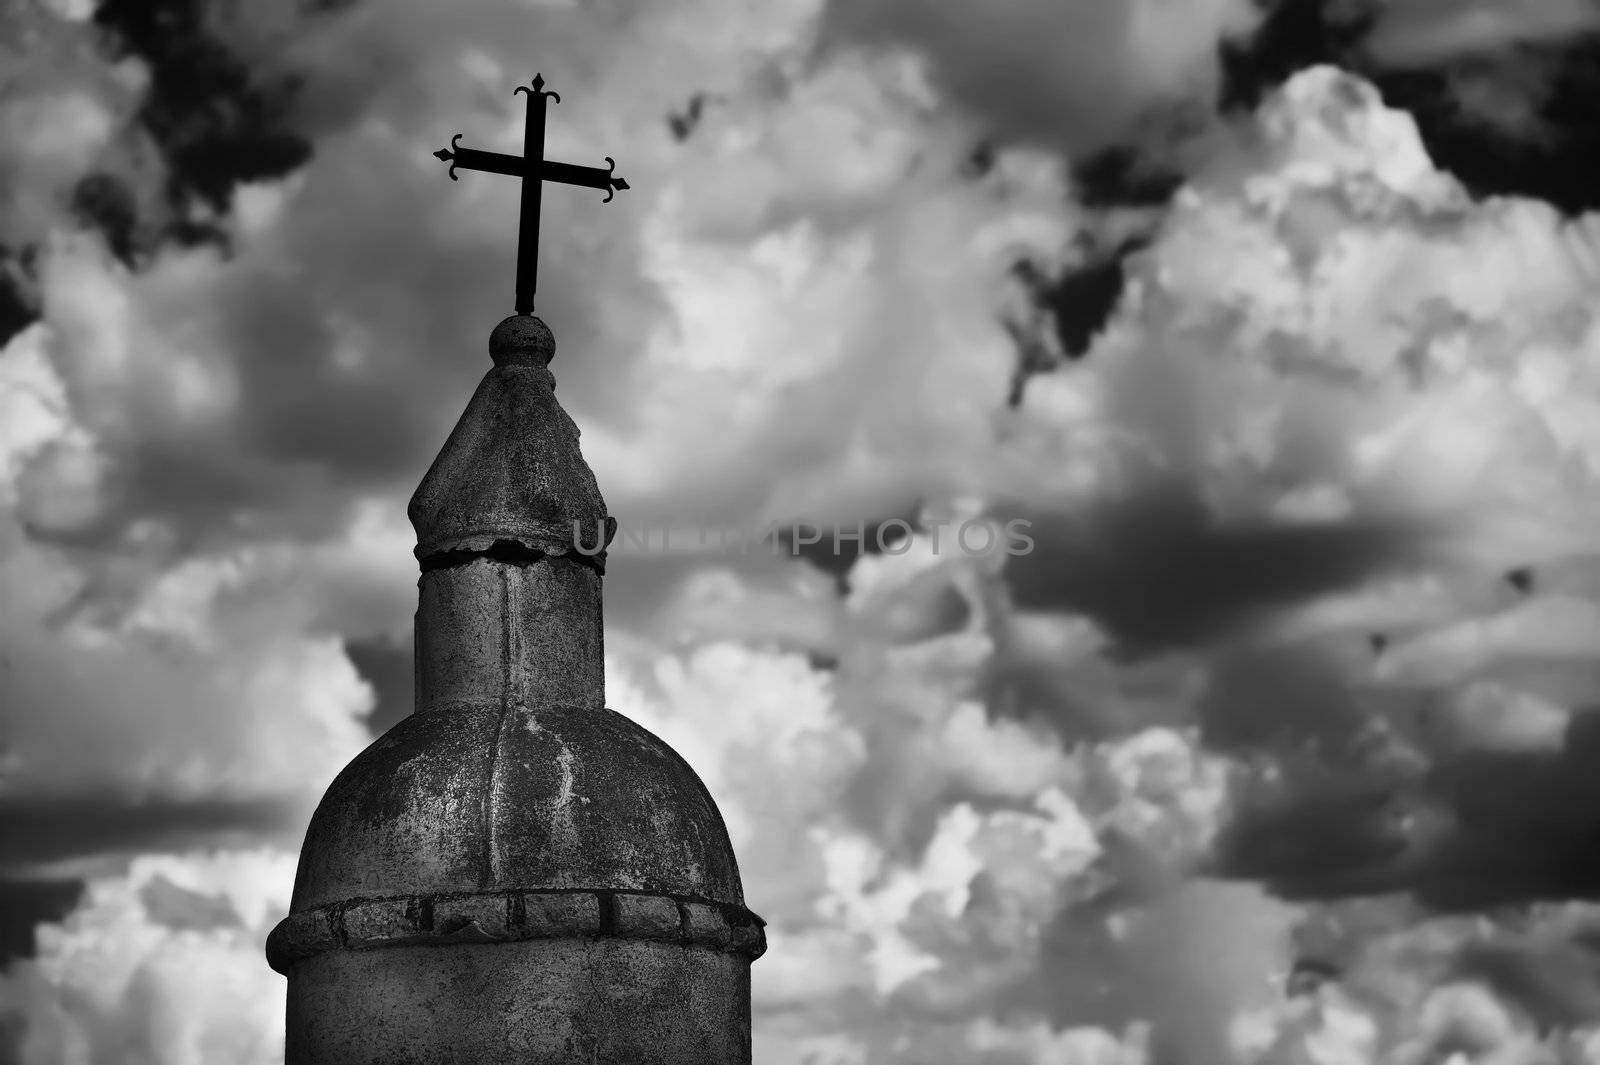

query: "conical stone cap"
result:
(408, 314), (614, 562)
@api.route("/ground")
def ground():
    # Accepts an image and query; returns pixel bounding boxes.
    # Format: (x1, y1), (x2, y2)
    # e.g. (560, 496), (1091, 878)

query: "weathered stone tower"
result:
(266, 315), (765, 1063)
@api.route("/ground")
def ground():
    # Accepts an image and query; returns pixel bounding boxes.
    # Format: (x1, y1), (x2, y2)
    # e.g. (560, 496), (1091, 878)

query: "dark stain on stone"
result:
(596, 892), (619, 937)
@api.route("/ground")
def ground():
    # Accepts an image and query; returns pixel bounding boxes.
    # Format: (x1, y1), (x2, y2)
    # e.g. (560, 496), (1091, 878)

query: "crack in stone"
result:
(481, 567), (513, 890)
(418, 537), (608, 575)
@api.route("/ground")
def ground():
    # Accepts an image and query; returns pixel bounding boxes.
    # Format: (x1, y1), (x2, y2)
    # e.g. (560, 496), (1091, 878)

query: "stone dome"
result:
(286, 703), (748, 914)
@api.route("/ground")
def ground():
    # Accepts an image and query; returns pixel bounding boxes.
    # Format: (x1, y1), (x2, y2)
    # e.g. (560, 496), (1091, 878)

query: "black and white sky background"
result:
(3, 0), (1600, 1062)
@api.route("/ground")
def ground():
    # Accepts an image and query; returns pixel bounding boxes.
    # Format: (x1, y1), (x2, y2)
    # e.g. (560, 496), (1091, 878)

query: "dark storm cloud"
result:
(136, 873), (244, 932)
(999, 488), (1421, 654)
(0, 793), (299, 873)
(1196, 639), (1399, 750)
(344, 637), (413, 737)
(1217, 709), (1600, 909)
(1213, 773), (1418, 894)
(782, 504), (919, 590)
(0, 879), (83, 966)
(92, 0), (316, 216)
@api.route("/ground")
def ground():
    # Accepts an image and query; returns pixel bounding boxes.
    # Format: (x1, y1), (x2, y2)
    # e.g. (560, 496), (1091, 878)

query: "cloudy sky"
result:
(3, 0), (1600, 1062)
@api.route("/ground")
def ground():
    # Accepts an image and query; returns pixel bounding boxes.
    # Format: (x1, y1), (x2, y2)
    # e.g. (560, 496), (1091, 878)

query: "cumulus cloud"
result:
(0, 318), (401, 870)
(998, 67), (1600, 650)
(0, 850), (295, 1065)
(1221, 0), (1600, 213)
(604, 530), (1267, 1063)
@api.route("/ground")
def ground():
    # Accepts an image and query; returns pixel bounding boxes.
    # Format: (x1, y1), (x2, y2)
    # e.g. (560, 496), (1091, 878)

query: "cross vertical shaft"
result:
(515, 84), (549, 315)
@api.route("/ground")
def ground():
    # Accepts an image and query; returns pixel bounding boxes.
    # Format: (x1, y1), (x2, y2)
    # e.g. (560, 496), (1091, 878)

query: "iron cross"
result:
(434, 73), (629, 316)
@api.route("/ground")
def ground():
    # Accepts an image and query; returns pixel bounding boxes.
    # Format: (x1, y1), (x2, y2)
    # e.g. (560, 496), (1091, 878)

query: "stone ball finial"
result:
(490, 314), (555, 367)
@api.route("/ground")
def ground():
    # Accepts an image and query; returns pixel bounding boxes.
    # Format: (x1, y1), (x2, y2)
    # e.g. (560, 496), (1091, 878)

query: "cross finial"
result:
(434, 73), (629, 316)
